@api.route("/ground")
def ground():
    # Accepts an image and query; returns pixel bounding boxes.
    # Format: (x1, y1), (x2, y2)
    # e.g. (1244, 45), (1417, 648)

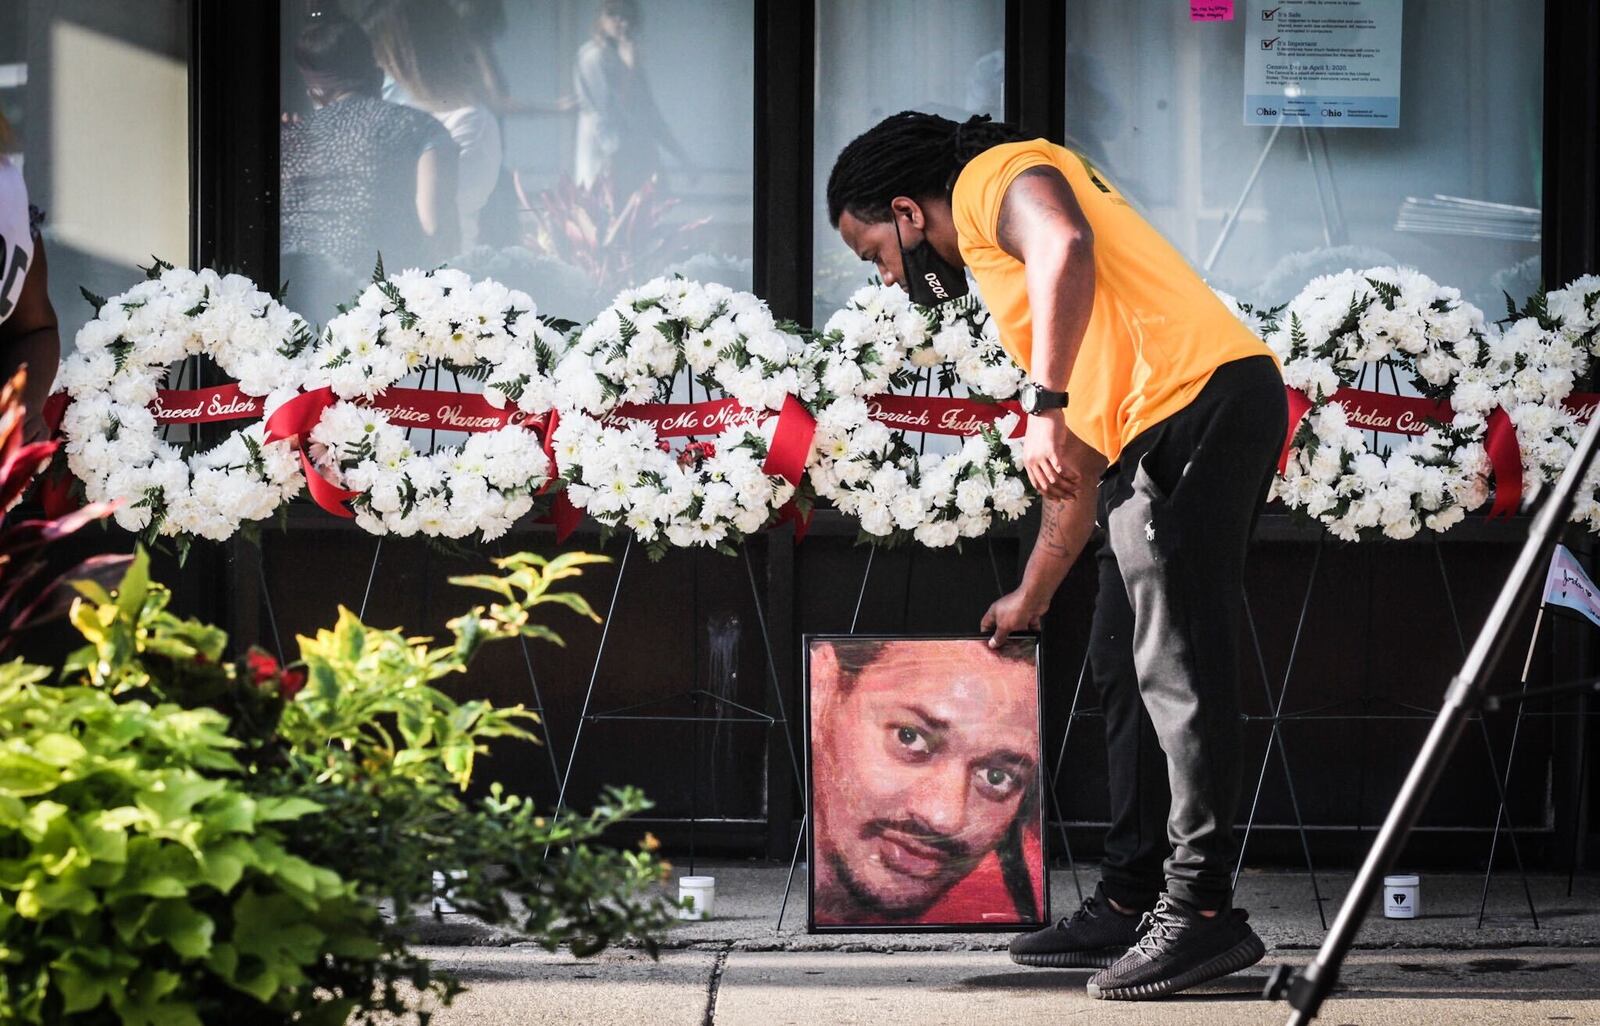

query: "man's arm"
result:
(996, 165), (1095, 394)
(982, 428), (1106, 646)
(995, 165), (1096, 502)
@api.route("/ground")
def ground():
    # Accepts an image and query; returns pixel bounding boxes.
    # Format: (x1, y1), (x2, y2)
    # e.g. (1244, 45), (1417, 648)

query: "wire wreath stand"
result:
(250, 361), (569, 793)
(541, 369), (811, 895)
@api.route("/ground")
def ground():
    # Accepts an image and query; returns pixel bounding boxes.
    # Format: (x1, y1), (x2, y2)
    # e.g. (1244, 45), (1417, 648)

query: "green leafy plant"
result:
(2, 549), (677, 1024)
(0, 662), (379, 1026)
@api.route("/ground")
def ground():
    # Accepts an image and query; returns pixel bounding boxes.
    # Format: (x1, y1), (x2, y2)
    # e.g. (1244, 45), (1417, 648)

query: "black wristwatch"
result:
(1018, 382), (1070, 415)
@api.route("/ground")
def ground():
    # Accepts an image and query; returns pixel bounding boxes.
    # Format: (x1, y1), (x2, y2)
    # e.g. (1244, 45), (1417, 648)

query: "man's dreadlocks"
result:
(826, 111), (1032, 228)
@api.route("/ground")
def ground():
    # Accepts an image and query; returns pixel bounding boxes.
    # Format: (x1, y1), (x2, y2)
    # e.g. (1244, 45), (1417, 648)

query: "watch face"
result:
(1020, 383), (1039, 414)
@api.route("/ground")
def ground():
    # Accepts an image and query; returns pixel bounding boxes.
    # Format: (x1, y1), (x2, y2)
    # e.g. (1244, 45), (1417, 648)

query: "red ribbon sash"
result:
(150, 384), (265, 424)
(1280, 386), (1521, 519)
(1564, 393), (1600, 423)
(864, 395), (1026, 438)
(763, 395), (816, 486)
(42, 386), (268, 431)
(264, 386), (557, 522)
(604, 397), (763, 437)
(598, 396), (817, 487)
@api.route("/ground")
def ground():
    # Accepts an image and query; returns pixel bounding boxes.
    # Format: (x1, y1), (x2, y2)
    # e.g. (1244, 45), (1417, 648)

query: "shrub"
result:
(1, 548), (677, 1024)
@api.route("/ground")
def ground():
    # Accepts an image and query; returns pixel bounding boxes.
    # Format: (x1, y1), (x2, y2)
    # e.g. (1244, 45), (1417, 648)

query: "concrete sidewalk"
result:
(411, 946), (1600, 1025)
(404, 864), (1600, 1024)
(418, 861), (1600, 950)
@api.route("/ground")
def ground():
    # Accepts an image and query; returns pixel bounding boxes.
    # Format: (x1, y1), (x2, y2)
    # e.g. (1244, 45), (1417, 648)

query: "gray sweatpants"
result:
(1089, 355), (1287, 911)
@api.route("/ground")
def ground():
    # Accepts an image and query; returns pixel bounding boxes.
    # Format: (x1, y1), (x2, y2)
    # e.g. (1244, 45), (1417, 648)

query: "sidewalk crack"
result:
(702, 946), (731, 1026)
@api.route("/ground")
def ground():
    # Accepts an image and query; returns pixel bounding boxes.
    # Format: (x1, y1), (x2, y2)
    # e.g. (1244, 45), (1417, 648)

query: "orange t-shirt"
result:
(951, 139), (1275, 463)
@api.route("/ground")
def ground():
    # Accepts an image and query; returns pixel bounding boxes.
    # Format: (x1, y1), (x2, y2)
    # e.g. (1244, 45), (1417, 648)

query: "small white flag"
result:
(1543, 545), (1600, 629)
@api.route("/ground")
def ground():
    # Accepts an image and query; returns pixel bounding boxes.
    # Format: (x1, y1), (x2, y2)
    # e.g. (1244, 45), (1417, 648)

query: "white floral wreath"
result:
(300, 267), (564, 541)
(56, 263), (313, 542)
(1493, 274), (1600, 531)
(550, 277), (812, 557)
(1269, 266), (1520, 541)
(805, 284), (1033, 547)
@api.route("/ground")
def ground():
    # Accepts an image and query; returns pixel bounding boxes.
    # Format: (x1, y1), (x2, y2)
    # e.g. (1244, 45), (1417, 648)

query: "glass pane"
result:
(1, 0), (192, 351)
(1064, 1), (1543, 315)
(279, 0), (755, 327)
(813, 0), (1006, 326)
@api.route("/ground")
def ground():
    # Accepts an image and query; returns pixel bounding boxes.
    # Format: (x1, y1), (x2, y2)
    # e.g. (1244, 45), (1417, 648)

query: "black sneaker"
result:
(1085, 894), (1265, 1000)
(1008, 884), (1151, 969)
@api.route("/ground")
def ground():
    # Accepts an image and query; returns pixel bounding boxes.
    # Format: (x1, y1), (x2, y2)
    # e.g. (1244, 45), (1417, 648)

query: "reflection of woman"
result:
(365, 0), (503, 250)
(453, 0), (579, 120)
(574, 0), (689, 195)
(0, 113), (59, 439)
(280, 14), (458, 313)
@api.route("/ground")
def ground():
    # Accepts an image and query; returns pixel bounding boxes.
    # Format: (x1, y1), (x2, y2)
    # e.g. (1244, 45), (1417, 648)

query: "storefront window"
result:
(0, 0), (192, 350)
(1064, 0), (1543, 315)
(278, 0), (754, 326)
(812, 0), (1006, 326)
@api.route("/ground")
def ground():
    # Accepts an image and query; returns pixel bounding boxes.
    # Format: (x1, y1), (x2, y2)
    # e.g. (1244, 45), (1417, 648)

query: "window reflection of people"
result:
(364, 0), (502, 250)
(809, 639), (1043, 927)
(453, 0), (580, 120)
(0, 112), (59, 440)
(280, 14), (458, 315)
(574, 0), (690, 196)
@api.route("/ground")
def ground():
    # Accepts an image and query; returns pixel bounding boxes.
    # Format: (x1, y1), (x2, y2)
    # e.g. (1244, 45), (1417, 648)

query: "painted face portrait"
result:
(808, 637), (1045, 929)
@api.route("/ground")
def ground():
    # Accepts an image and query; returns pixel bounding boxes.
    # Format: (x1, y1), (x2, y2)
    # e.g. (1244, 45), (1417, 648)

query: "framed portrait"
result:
(803, 634), (1048, 933)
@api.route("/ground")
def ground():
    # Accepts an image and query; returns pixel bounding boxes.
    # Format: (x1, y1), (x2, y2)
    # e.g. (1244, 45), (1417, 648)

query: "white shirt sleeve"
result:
(0, 159), (35, 328)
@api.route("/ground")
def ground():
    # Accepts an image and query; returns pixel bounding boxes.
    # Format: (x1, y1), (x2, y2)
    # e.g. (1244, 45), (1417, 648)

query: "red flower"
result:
(244, 648), (306, 699)
(677, 441), (716, 468)
(279, 668), (307, 700)
(245, 649), (280, 685)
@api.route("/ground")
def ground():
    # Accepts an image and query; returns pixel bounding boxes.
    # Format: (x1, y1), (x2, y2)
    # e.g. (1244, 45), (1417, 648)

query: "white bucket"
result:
(1383, 874), (1420, 919)
(432, 869), (467, 914)
(678, 876), (716, 921)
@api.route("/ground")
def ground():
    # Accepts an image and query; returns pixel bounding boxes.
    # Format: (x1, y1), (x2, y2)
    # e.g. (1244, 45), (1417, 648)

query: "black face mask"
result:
(894, 217), (969, 306)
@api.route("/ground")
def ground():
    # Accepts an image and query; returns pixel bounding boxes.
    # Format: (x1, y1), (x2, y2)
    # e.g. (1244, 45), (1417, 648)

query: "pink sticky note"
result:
(1190, 1), (1234, 20)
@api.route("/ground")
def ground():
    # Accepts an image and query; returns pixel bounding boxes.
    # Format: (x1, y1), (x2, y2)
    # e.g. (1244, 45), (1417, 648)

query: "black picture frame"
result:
(803, 632), (1050, 934)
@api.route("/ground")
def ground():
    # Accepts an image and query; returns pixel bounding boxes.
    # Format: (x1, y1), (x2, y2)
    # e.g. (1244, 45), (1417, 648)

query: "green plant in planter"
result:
(1, 549), (676, 1024)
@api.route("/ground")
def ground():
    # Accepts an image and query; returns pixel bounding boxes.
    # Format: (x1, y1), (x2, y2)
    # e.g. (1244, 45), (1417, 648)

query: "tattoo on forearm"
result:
(1036, 497), (1079, 559)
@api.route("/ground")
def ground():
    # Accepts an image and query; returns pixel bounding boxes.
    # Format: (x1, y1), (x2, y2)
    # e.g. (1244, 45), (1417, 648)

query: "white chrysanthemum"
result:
(1271, 266), (1519, 541)
(57, 264), (313, 542)
(295, 266), (563, 541)
(549, 280), (816, 557)
(805, 284), (1032, 546)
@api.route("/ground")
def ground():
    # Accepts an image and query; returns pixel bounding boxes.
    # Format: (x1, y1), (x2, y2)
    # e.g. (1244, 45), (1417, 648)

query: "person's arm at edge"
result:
(995, 165), (1095, 501)
(997, 165), (1095, 393)
(0, 232), (60, 440)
